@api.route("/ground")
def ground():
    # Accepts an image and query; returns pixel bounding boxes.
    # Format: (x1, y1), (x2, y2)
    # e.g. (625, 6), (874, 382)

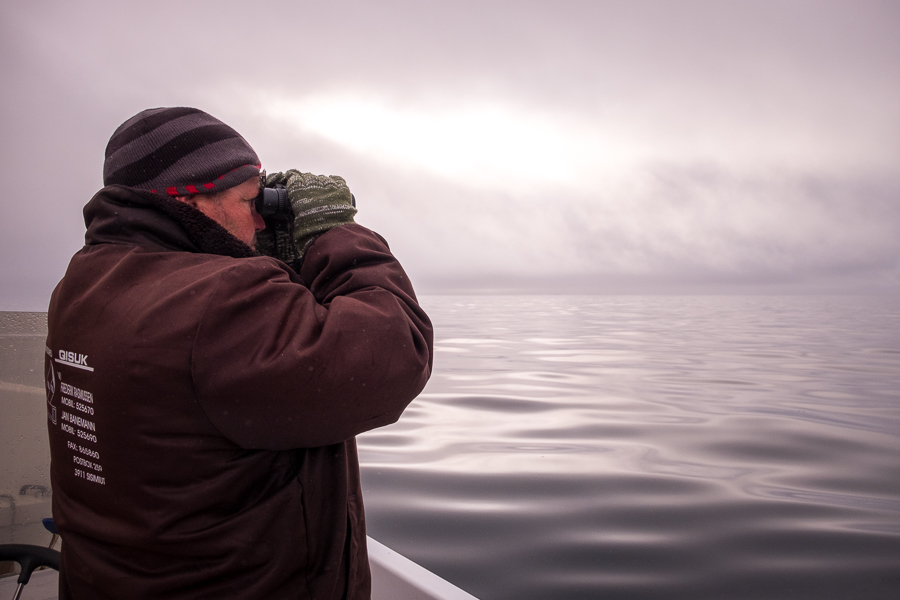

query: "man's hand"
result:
(255, 170), (358, 267)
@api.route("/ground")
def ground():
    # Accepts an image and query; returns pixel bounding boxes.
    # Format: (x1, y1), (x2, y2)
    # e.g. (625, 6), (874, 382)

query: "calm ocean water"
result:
(358, 295), (900, 600)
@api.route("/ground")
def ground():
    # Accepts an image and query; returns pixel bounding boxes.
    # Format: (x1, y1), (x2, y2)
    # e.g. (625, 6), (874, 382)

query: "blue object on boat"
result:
(42, 518), (58, 535)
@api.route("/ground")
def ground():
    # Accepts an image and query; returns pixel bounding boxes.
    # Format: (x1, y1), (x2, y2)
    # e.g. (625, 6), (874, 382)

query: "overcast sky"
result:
(2, 0), (898, 309)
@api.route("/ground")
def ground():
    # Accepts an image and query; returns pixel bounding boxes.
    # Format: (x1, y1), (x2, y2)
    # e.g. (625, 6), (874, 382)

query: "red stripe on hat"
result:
(186, 185), (199, 194)
(166, 187), (178, 196)
(203, 183), (216, 190)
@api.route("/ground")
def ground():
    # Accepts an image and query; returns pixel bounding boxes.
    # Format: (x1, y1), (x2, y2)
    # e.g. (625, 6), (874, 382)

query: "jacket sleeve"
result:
(191, 224), (433, 450)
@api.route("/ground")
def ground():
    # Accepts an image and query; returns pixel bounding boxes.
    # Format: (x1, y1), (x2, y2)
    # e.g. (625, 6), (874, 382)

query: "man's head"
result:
(103, 107), (265, 245)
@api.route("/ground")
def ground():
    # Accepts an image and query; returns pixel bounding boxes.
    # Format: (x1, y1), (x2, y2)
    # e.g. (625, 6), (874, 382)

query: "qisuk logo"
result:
(56, 349), (94, 372)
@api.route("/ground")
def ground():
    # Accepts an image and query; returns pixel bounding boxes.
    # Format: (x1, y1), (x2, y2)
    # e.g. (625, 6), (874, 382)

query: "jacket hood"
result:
(83, 185), (256, 259)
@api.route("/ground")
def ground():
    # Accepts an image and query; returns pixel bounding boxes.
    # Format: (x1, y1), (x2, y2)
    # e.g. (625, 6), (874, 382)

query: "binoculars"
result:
(255, 182), (357, 223)
(255, 184), (292, 222)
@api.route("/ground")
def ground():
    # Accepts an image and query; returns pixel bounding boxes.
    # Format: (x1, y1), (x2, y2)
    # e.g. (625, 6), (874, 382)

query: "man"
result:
(44, 107), (433, 599)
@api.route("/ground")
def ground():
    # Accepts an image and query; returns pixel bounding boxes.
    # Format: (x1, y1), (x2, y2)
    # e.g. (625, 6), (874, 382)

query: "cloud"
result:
(229, 86), (900, 292)
(1, 1), (899, 308)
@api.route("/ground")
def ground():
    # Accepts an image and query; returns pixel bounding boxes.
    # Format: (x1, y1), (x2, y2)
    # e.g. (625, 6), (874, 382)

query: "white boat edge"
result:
(367, 536), (479, 600)
(0, 536), (479, 600)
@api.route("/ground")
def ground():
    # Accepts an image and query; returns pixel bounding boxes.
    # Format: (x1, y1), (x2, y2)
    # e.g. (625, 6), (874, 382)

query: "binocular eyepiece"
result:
(255, 184), (292, 222)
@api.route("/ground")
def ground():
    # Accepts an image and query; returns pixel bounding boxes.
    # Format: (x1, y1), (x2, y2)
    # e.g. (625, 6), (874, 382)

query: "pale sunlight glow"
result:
(260, 95), (635, 191)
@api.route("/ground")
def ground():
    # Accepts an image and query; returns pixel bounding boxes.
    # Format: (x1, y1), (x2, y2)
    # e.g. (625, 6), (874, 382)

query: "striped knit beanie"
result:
(103, 107), (260, 196)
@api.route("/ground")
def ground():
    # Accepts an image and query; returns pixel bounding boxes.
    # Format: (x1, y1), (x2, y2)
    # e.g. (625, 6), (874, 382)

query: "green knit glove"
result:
(255, 170), (357, 266)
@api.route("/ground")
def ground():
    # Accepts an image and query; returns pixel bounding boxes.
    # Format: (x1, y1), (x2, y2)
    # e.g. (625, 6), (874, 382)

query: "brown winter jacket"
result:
(45, 185), (433, 599)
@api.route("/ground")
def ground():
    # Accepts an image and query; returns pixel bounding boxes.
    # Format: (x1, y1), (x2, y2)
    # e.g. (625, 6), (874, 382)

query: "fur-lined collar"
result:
(83, 185), (256, 259)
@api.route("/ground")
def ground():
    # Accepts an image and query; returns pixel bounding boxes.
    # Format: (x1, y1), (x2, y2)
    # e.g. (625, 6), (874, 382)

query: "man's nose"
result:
(253, 212), (266, 231)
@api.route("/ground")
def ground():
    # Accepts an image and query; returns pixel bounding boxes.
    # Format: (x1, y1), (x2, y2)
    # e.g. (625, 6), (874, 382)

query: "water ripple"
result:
(360, 295), (900, 600)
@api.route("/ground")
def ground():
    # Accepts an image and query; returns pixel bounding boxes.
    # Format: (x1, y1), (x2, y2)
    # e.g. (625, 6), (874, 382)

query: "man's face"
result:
(183, 176), (266, 247)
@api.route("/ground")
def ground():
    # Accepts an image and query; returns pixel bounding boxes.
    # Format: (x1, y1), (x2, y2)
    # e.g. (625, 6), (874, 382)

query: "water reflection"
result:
(359, 295), (900, 600)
